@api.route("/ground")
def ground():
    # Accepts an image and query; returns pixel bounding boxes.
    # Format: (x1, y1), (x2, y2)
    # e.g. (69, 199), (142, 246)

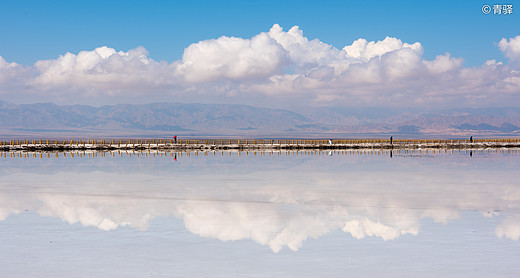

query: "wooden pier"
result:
(1, 138), (520, 152)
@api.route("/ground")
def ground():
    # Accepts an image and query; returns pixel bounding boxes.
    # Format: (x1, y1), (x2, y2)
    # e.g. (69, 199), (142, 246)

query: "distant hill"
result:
(0, 100), (313, 137)
(1, 100), (519, 138)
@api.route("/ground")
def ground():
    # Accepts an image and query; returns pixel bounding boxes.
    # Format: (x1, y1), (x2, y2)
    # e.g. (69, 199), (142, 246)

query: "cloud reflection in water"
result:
(0, 150), (519, 252)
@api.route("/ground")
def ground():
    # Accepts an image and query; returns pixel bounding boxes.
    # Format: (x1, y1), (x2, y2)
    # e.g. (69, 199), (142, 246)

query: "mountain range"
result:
(1, 100), (519, 138)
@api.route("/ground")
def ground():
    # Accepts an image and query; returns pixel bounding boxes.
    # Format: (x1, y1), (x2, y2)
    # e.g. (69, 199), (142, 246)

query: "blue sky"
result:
(0, 0), (519, 107)
(1, 0), (518, 66)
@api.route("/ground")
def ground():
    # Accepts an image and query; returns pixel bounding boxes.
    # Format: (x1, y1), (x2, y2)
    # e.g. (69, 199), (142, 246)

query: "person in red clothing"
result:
(173, 135), (177, 143)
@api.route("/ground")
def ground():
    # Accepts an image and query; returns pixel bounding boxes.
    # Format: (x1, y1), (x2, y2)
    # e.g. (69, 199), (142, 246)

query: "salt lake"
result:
(0, 149), (519, 277)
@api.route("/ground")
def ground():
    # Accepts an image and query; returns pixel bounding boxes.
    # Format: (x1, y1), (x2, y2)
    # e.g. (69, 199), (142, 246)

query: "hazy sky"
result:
(0, 0), (519, 108)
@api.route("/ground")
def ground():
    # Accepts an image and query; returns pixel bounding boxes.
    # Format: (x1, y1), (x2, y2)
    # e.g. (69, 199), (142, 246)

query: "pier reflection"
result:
(1, 147), (519, 160)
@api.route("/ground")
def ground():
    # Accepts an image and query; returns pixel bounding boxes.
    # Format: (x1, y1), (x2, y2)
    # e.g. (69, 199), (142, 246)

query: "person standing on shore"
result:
(173, 136), (177, 143)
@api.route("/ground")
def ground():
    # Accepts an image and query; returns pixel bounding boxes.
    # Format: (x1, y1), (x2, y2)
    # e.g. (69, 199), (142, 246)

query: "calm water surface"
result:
(0, 149), (519, 277)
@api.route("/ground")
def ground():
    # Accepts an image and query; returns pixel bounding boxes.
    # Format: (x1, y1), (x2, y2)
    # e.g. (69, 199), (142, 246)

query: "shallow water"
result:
(1, 149), (519, 277)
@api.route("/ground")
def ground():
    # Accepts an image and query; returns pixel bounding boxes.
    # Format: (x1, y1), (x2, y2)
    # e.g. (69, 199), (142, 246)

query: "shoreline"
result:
(1, 138), (520, 151)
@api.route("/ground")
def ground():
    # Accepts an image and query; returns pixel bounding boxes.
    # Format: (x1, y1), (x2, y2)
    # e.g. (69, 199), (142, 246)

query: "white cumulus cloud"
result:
(499, 35), (520, 63)
(0, 56), (32, 87)
(268, 24), (341, 70)
(343, 36), (423, 61)
(33, 46), (176, 97)
(0, 25), (519, 107)
(177, 32), (288, 82)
